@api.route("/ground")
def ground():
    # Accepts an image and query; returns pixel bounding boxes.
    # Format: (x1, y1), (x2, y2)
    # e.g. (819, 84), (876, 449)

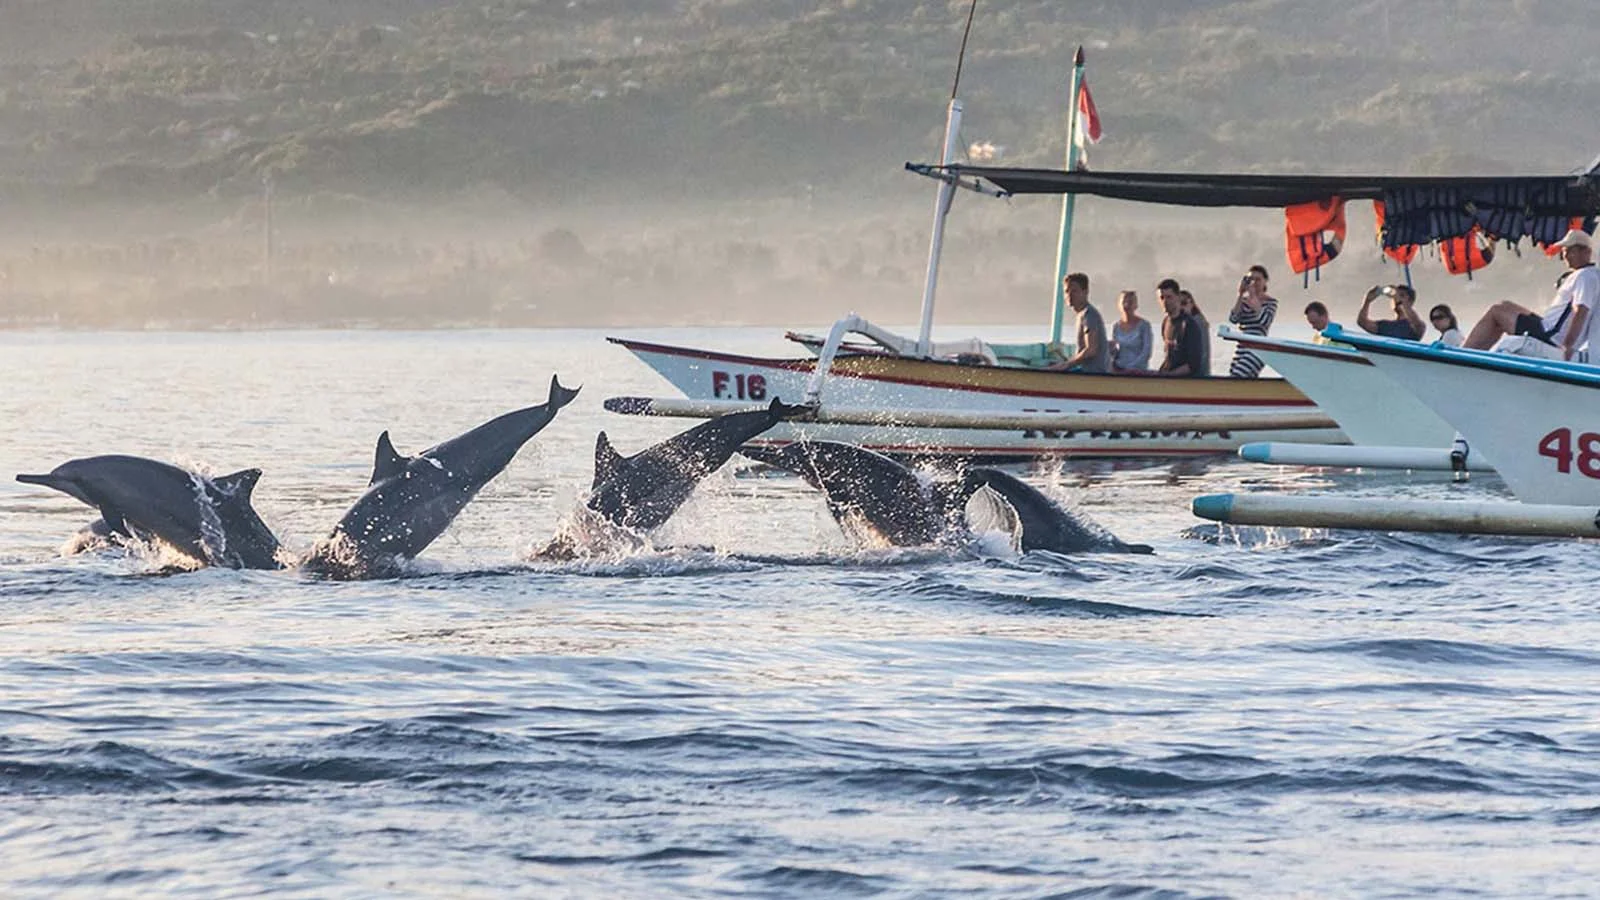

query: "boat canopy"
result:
(918, 164), (1600, 249)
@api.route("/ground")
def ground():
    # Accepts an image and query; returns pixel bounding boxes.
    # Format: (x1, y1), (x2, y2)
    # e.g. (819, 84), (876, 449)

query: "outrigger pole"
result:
(913, 0), (980, 358)
(1049, 46), (1086, 346)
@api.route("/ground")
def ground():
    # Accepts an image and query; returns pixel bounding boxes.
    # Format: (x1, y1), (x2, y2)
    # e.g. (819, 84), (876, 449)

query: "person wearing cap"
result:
(1464, 228), (1598, 361)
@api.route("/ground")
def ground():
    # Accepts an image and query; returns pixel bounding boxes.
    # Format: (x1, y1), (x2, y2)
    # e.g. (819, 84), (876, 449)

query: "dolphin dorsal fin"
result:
(593, 431), (625, 488)
(370, 431), (409, 485)
(213, 468), (262, 500)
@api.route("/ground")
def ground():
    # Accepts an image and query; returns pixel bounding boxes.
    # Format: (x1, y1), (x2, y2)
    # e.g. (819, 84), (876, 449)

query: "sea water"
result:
(1, 329), (1597, 898)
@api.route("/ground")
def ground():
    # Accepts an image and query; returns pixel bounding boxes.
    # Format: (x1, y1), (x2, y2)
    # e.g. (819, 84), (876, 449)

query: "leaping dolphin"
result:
(302, 375), (580, 579)
(16, 455), (285, 569)
(739, 440), (958, 546)
(961, 467), (1153, 555)
(587, 398), (807, 532)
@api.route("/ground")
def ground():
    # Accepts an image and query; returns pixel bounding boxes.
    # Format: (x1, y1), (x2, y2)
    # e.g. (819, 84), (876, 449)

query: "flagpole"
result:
(1049, 46), (1085, 346)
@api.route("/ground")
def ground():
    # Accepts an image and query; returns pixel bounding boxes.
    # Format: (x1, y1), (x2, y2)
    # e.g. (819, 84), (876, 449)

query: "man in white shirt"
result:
(1464, 228), (1597, 361)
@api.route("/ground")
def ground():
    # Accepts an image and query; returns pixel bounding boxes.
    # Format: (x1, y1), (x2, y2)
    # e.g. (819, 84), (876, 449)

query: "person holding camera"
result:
(1357, 283), (1426, 340)
(1227, 264), (1278, 377)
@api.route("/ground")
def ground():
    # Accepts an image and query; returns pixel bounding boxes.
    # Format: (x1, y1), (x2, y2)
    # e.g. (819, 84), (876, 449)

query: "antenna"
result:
(949, 0), (978, 100)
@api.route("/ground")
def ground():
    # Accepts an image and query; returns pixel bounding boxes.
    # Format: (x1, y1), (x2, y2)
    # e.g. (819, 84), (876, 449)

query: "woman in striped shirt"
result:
(1227, 264), (1278, 378)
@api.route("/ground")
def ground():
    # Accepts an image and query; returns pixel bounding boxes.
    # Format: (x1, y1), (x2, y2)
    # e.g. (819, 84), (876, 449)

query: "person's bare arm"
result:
(1401, 300), (1427, 339)
(1356, 287), (1381, 334)
(1563, 305), (1591, 360)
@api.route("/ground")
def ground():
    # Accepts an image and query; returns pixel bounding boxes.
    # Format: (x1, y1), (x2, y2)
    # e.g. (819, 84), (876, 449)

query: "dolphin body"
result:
(962, 467), (1153, 555)
(738, 440), (957, 546)
(16, 455), (284, 569)
(302, 375), (580, 580)
(588, 398), (807, 532)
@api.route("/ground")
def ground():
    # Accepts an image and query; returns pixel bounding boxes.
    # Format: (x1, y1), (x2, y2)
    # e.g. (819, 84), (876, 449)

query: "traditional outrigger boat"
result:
(607, 12), (1600, 464)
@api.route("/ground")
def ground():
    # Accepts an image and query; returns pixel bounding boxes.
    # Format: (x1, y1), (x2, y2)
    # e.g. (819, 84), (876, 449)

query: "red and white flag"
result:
(1075, 79), (1103, 146)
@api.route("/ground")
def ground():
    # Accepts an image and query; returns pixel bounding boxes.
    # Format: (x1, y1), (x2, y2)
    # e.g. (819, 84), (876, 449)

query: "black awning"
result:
(931, 165), (1600, 247)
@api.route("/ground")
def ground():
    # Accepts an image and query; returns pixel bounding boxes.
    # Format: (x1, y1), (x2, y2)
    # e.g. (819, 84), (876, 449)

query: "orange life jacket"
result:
(1372, 200), (1419, 265)
(1546, 217), (1587, 257)
(1441, 226), (1494, 277)
(1284, 197), (1347, 276)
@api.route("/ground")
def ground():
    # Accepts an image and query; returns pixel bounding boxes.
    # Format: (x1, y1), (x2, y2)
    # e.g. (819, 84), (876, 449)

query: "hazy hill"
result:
(2, 0), (1597, 328)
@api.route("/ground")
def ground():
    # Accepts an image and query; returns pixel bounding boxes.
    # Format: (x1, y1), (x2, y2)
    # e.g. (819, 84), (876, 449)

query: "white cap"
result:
(1554, 228), (1593, 250)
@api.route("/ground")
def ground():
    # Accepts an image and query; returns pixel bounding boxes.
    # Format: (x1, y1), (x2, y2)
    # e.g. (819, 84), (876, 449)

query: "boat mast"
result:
(915, 0), (979, 358)
(1049, 46), (1085, 346)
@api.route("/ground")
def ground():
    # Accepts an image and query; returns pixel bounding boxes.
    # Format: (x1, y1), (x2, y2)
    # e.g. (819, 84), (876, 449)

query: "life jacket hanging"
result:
(1372, 200), (1419, 265)
(1441, 226), (1494, 278)
(1545, 217), (1587, 257)
(1284, 197), (1347, 283)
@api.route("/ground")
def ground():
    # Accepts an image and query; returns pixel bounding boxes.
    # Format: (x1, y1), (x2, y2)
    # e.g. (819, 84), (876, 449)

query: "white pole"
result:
(1050, 46), (1085, 345)
(915, 98), (964, 358)
(1238, 442), (1491, 473)
(604, 395), (1337, 433)
(1192, 493), (1600, 538)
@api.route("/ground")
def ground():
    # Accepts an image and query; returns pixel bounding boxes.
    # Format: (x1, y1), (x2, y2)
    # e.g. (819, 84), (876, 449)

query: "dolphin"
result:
(739, 440), (957, 546)
(16, 455), (284, 569)
(302, 375), (579, 579)
(960, 467), (1153, 555)
(588, 398), (807, 532)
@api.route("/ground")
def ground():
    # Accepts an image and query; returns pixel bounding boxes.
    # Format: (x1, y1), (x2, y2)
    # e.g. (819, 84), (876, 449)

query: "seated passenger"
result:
(1048, 272), (1109, 372)
(1428, 304), (1463, 346)
(1179, 290), (1212, 375)
(1159, 288), (1206, 377)
(1464, 229), (1597, 361)
(1110, 290), (1153, 372)
(1304, 300), (1331, 343)
(1357, 284), (1425, 340)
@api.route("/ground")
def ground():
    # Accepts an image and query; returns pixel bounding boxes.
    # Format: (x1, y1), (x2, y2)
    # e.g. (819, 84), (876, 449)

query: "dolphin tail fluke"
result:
(548, 375), (582, 410)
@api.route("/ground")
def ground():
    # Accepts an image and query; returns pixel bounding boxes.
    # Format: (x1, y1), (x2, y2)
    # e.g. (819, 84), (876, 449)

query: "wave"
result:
(0, 740), (257, 795)
(876, 574), (1199, 618)
(1290, 638), (1600, 668)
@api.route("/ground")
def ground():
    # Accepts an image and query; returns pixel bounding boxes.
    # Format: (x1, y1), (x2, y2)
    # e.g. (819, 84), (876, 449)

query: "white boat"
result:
(1324, 325), (1600, 505)
(1216, 327), (1456, 448)
(610, 334), (1343, 460)
(607, 16), (1600, 464)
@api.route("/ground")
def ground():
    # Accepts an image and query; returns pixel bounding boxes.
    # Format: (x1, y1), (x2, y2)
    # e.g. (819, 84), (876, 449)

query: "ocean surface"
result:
(1, 328), (1597, 899)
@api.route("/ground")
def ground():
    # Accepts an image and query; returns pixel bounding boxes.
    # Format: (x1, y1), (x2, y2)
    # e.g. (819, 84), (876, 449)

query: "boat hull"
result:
(1328, 327), (1600, 505)
(1228, 331), (1456, 447)
(609, 337), (1346, 460)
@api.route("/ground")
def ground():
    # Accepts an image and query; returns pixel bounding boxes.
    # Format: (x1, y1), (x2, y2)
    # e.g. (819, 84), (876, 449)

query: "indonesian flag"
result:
(1075, 78), (1103, 147)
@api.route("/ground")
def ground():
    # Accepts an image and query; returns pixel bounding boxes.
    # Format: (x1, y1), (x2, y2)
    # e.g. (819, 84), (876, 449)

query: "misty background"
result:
(2, 0), (1597, 332)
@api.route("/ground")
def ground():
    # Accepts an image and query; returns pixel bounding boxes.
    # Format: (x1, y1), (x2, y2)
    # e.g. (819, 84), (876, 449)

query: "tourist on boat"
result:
(1357, 284), (1425, 340)
(1462, 228), (1597, 361)
(1159, 287), (1205, 377)
(1048, 272), (1110, 373)
(1304, 300), (1331, 342)
(1179, 290), (1212, 374)
(1110, 290), (1152, 372)
(1227, 264), (1278, 377)
(1428, 304), (1463, 346)
(1156, 278), (1182, 352)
